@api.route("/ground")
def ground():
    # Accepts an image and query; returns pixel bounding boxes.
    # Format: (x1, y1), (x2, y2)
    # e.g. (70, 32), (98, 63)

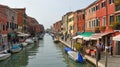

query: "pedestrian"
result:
(96, 40), (101, 61)
(109, 45), (113, 56)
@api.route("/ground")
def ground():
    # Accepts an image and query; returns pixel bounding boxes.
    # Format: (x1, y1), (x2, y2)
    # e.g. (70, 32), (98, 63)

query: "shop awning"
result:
(90, 32), (114, 40)
(90, 33), (102, 40)
(113, 34), (120, 41)
(81, 32), (94, 40)
(76, 32), (82, 35)
(72, 35), (83, 39)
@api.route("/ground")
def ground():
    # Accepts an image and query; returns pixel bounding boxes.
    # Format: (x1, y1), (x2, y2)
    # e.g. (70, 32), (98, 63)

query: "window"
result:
(89, 9), (91, 14)
(68, 17), (74, 22)
(82, 14), (85, 19)
(96, 5), (100, 11)
(101, 2), (106, 8)
(102, 17), (106, 26)
(70, 26), (73, 30)
(115, 4), (120, 11)
(116, 15), (120, 23)
(89, 21), (91, 28)
(2, 24), (5, 31)
(96, 19), (100, 26)
(110, 15), (114, 25)
(92, 21), (94, 28)
(10, 23), (12, 28)
(94, 20), (96, 27)
(109, 0), (114, 4)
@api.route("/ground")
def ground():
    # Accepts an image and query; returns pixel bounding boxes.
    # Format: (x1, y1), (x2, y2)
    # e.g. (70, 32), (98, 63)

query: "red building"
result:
(0, 4), (18, 46)
(96, 0), (115, 32)
(74, 9), (85, 35)
(53, 20), (62, 33)
(12, 8), (27, 33)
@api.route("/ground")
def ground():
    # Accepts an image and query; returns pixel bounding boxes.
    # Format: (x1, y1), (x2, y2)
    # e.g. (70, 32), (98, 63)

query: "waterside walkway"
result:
(59, 39), (120, 67)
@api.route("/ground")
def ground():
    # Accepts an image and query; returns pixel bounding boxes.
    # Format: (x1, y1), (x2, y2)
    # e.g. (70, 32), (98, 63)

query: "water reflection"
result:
(0, 34), (95, 67)
(0, 43), (39, 67)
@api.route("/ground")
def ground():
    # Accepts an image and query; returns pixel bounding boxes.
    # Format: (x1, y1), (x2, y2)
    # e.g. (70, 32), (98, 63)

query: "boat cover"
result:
(78, 52), (84, 63)
(64, 47), (72, 52)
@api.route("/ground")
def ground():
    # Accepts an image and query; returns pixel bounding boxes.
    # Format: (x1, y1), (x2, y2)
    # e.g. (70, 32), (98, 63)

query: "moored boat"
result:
(22, 42), (28, 47)
(11, 45), (22, 53)
(67, 51), (85, 63)
(64, 47), (73, 52)
(0, 53), (11, 61)
(0, 50), (11, 61)
(25, 38), (34, 44)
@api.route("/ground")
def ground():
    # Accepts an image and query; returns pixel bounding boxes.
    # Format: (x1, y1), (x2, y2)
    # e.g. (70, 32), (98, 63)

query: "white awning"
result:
(113, 34), (120, 41)
(90, 33), (102, 40)
(72, 35), (83, 39)
(83, 37), (90, 41)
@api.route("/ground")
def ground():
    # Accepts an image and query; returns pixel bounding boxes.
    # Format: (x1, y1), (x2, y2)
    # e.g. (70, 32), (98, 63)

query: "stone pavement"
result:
(60, 39), (120, 67)
(100, 52), (120, 67)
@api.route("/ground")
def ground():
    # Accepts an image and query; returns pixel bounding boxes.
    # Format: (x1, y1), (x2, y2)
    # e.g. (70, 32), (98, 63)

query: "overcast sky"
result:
(0, 0), (95, 29)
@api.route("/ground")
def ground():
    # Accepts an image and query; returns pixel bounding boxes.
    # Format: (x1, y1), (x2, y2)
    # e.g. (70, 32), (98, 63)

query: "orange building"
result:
(74, 9), (85, 33)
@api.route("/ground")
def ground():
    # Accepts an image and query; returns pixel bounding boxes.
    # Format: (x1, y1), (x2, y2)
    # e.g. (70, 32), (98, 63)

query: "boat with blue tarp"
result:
(67, 51), (86, 63)
(64, 47), (73, 52)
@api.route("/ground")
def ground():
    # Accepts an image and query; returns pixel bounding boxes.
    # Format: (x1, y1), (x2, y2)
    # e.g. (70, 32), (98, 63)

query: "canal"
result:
(0, 34), (95, 67)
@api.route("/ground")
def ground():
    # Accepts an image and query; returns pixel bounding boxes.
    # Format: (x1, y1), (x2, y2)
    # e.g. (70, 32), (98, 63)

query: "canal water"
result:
(0, 34), (95, 67)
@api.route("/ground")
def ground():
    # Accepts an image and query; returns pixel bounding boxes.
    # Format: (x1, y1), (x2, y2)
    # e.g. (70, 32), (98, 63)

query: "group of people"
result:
(96, 40), (113, 61)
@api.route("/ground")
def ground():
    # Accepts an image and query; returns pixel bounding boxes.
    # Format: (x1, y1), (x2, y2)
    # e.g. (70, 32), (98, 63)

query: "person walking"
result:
(96, 40), (101, 61)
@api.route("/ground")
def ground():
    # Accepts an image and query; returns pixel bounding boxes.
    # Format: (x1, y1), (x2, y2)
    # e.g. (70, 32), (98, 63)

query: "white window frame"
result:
(102, 16), (106, 26)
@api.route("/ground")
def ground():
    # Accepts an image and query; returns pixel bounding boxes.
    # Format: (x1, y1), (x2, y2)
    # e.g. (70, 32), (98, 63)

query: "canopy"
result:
(73, 32), (94, 40)
(72, 35), (83, 39)
(113, 34), (120, 41)
(90, 33), (102, 40)
(90, 32), (113, 40)
(76, 32), (82, 35)
(81, 32), (94, 40)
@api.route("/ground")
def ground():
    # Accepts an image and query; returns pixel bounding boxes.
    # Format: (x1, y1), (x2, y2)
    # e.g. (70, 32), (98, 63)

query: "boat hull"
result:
(11, 48), (22, 53)
(67, 51), (85, 63)
(0, 53), (11, 61)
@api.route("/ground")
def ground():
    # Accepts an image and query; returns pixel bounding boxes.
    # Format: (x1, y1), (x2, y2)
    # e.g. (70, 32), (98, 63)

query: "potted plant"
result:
(112, 22), (120, 30)
(100, 26), (106, 31)
(109, 25), (114, 29)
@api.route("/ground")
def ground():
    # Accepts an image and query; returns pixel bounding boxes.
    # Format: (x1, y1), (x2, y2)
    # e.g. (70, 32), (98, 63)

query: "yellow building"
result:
(67, 12), (74, 36)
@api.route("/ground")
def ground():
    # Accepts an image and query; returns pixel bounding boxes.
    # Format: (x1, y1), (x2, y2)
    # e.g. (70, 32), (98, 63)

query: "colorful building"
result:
(67, 12), (74, 36)
(61, 14), (68, 36)
(12, 8), (27, 33)
(0, 4), (18, 46)
(74, 9), (85, 34)
(85, 1), (97, 32)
